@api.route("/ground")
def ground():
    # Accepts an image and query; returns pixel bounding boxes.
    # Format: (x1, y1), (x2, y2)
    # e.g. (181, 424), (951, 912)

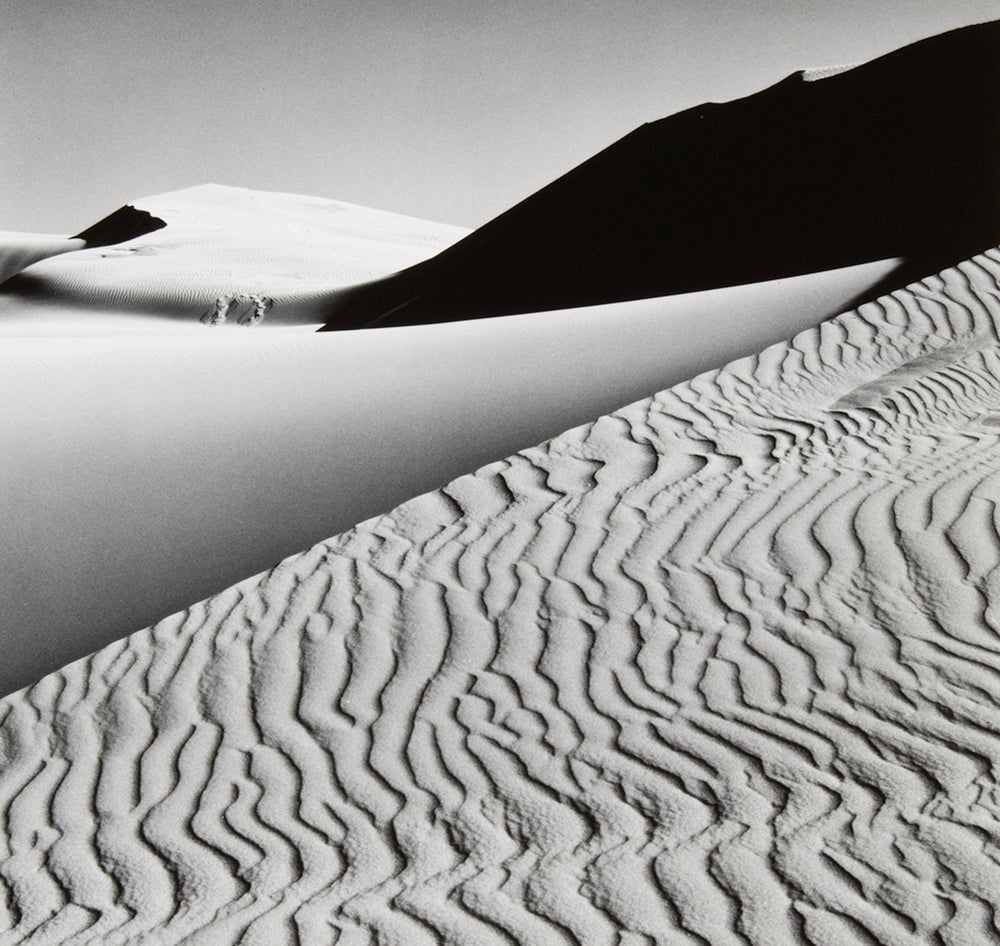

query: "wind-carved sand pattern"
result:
(5, 250), (1000, 944)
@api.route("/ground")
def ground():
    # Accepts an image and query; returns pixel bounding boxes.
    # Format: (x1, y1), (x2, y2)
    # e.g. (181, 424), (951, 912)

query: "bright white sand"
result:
(2, 249), (999, 943)
(0, 255), (901, 695)
(0, 184), (467, 333)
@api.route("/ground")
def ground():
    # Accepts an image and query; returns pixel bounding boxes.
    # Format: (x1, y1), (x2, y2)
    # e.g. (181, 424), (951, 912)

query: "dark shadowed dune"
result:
(71, 204), (167, 248)
(320, 20), (1000, 331)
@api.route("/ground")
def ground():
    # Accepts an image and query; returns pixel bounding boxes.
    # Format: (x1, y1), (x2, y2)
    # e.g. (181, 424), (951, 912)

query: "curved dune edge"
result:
(321, 20), (1000, 330)
(0, 207), (167, 289)
(0, 233), (84, 287)
(0, 255), (902, 696)
(0, 184), (468, 333)
(4, 248), (1000, 942)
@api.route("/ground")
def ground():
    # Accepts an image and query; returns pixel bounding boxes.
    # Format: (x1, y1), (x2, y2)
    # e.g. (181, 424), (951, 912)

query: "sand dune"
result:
(2, 248), (999, 943)
(0, 233), (84, 287)
(5, 24), (994, 341)
(0, 184), (466, 334)
(320, 19), (1000, 330)
(0, 206), (166, 288)
(0, 255), (900, 697)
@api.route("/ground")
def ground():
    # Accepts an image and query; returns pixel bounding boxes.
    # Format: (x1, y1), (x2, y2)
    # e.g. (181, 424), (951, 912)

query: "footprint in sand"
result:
(201, 294), (273, 326)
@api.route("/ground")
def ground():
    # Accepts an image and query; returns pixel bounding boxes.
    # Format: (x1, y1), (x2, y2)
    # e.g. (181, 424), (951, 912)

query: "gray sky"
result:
(3, 1), (999, 233)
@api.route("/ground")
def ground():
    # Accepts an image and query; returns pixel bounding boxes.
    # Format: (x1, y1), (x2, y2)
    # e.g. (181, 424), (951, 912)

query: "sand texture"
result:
(2, 249), (1000, 943)
(0, 185), (466, 334)
(0, 257), (901, 698)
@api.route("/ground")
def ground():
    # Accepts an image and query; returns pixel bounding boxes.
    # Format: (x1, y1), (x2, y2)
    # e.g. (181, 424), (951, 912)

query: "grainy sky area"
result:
(3, 0), (999, 232)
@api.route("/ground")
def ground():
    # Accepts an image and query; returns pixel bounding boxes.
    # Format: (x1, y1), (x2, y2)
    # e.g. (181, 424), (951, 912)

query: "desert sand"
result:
(0, 255), (900, 697)
(0, 233), (84, 287)
(3, 18), (1000, 945)
(2, 247), (999, 944)
(0, 184), (467, 334)
(320, 20), (1000, 330)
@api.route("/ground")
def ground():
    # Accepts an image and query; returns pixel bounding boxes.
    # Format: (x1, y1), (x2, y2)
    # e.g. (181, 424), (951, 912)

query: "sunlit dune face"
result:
(0, 184), (467, 330)
(0, 254), (903, 695)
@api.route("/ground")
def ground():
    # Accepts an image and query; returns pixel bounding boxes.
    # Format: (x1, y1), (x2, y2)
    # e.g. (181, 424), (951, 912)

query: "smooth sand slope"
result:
(4, 24), (991, 341)
(0, 255), (900, 697)
(0, 185), (466, 334)
(0, 206), (164, 287)
(0, 234), (84, 287)
(3, 249), (1000, 943)
(319, 19), (1000, 330)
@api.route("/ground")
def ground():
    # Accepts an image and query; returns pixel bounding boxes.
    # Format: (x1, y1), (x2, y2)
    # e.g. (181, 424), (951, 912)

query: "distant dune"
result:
(0, 232), (83, 286)
(6, 25), (997, 339)
(0, 256), (900, 696)
(0, 184), (467, 333)
(3, 247), (1000, 944)
(0, 206), (165, 287)
(320, 19), (1000, 330)
(3, 20), (1000, 945)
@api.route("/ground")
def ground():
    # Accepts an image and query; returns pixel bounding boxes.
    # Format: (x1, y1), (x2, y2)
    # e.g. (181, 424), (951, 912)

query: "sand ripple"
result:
(3, 251), (1000, 942)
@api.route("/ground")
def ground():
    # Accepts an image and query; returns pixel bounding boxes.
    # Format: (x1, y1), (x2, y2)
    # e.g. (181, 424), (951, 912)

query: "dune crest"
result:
(0, 205), (166, 288)
(320, 20), (1000, 330)
(0, 232), (84, 287)
(3, 247), (1000, 942)
(0, 184), (467, 333)
(70, 204), (167, 249)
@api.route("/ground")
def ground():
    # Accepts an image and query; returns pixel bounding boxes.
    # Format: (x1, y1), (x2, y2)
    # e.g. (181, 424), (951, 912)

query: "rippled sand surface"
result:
(3, 250), (1000, 943)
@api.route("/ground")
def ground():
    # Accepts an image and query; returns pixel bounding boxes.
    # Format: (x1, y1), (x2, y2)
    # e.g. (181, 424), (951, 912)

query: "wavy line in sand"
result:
(0, 255), (903, 697)
(4, 250), (1000, 943)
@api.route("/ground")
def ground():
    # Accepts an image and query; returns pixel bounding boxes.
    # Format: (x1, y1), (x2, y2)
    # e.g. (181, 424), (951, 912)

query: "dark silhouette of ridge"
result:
(72, 204), (167, 248)
(319, 20), (1000, 332)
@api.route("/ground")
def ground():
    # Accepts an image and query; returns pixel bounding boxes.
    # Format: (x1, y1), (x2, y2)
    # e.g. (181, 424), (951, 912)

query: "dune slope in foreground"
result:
(0, 255), (901, 698)
(4, 249), (1000, 943)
